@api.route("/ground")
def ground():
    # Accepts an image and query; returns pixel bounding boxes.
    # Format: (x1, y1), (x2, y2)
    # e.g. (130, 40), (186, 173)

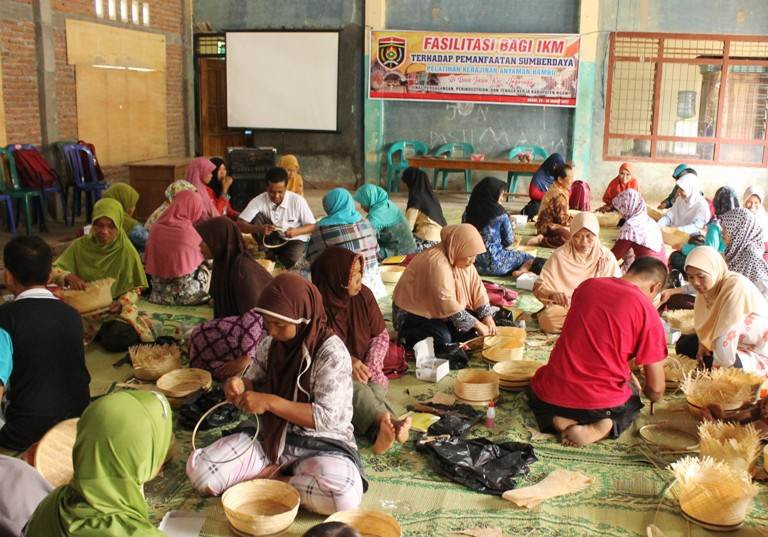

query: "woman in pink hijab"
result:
(145, 190), (212, 305)
(186, 157), (219, 217)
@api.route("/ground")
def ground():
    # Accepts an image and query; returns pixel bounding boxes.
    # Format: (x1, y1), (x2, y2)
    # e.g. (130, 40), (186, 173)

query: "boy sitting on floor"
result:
(528, 257), (667, 447)
(0, 236), (90, 451)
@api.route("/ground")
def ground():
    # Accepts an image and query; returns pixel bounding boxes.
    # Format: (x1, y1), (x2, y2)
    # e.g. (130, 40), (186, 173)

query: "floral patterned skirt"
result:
(148, 264), (212, 306)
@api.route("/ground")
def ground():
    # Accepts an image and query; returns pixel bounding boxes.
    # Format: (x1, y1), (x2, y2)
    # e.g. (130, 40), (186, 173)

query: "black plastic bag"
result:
(419, 437), (537, 495)
(425, 403), (483, 437)
(435, 343), (469, 370)
(178, 387), (240, 431)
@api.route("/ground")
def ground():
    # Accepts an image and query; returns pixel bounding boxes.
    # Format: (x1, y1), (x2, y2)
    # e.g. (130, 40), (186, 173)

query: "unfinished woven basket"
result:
(34, 418), (78, 487)
(698, 421), (761, 475)
(663, 355), (698, 390)
(156, 368), (212, 398)
(669, 456), (758, 531)
(325, 509), (402, 537)
(57, 278), (114, 314)
(222, 479), (300, 536)
(662, 309), (696, 334)
(681, 368), (762, 419)
(661, 227), (690, 250)
(254, 258), (275, 274)
(453, 369), (499, 401)
(482, 344), (524, 362)
(595, 211), (621, 228)
(492, 359), (542, 381)
(129, 344), (182, 381)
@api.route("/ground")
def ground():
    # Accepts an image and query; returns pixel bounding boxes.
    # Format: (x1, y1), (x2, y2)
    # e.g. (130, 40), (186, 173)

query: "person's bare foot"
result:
(527, 234), (543, 246)
(372, 413), (396, 454)
(394, 416), (412, 443)
(561, 418), (613, 447)
(511, 259), (534, 278)
(552, 415), (578, 433)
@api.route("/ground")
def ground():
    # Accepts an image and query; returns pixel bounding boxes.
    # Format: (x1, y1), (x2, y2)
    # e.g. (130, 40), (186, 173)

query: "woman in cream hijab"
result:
(277, 154), (304, 196)
(684, 246), (768, 373)
(393, 224), (494, 349)
(534, 212), (622, 333)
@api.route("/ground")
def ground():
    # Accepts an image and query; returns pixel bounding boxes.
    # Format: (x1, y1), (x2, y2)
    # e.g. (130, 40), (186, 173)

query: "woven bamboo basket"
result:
(647, 207), (667, 221)
(638, 423), (698, 452)
(670, 456), (758, 531)
(492, 359), (542, 381)
(156, 368), (212, 398)
(661, 227), (690, 250)
(58, 278), (114, 314)
(662, 310), (696, 334)
(663, 355), (697, 390)
(34, 418), (78, 487)
(129, 344), (182, 381)
(325, 509), (402, 537)
(681, 368), (761, 420)
(254, 258), (275, 274)
(482, 344), (524, 362)
(454, 369), (499, 401)
(380, 265), (406, 284)
(495, 326), (526, 341)
(698, 421), (761, 475)
(595, 211), (621, 228)
(222, 479), (300, 536)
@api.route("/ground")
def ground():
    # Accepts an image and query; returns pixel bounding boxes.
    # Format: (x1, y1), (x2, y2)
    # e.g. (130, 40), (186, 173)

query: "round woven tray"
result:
(262, 232), (288, 249)
(492, 360), (542, 381)
(156, 368), (212, 398)
(34, 418), (78, 487)
(681, 508), (744, 532)
(639, 423), (698, 452)
(325, 509), (403, 537)
(453, 369), (499, 402)
(482, 345), (524, 362)
(222, 479), (300, 536)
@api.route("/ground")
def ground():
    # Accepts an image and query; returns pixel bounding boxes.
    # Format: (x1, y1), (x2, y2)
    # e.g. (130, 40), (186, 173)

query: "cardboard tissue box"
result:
(414, 337), (449, 383)
(516, 272), (539, 291)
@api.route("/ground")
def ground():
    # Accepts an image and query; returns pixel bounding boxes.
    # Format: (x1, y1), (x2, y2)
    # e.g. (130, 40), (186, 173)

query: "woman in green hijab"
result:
(102, 183), (148, 251)
(26, 390), (173, 537)
(353, 184), (416, 260)
(53, 198), (153, 351)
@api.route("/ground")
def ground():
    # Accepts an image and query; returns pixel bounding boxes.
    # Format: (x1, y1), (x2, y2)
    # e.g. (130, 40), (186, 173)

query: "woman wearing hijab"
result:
(611, 189), (665, 270)
(145, 190), (211, 306)
(720, 208), (768, 299)
(658, 164), (696, 210)
(569, 177), (592, 212)
(464, 177), (533, 276)
(665, 186), (739, 272)
(598, 162), (639, 212)
(301, 188), (386, 299)
(393, 224), (495, 349)
(26, 390), (173, 537)
(534, 212), (622, 333)
(312, 248), (411, 454)
(681, 246), (768, 373)
(657, 172), (710, 235)
(207, 157), (239, 219)
(521, 152), (565, 219)
(186, 274), (365, 515)
(743, 185), (768, 261)
(189, 310), (266, 381)
(401, 167), (446, 251)
(144, 179), (197, 231)
(528, 162), (574, 248)
(354, 184), (417, 260)
(102, 183), (148, 251)
(184, 157), (219, 218)
(278, 154), (304, 196)
(53, 198), (153, 350)
(195, 216), (272, 318)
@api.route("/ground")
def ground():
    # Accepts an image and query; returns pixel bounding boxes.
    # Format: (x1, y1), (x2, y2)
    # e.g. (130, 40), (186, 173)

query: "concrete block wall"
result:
(0, 0), (191, 181)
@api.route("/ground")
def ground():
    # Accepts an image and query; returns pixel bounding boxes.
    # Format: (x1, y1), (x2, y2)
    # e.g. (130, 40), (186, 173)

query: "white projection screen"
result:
(226, 32), (339, 131)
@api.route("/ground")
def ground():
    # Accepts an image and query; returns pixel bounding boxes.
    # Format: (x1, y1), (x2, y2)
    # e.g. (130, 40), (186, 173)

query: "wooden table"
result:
(408, 156), (540, 174)
(127, 157), (194, 218)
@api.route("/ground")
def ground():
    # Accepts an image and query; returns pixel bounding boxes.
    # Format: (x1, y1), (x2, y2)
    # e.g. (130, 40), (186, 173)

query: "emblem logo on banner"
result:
(378, 37), (406, 69)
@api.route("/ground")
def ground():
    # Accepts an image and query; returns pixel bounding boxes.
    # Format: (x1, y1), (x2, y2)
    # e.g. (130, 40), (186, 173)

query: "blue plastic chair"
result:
(385, 140), (428, 192)
(63, 144), (107, 225)
(0, 156), (17, 234)
(506, 145), (548, 194)
(8, 143), (67, 227)
(1, 147), (47, 234)
(432, 143), (475, 192)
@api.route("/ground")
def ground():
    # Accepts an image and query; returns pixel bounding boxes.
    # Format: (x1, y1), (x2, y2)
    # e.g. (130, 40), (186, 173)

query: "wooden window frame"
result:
(604, 32), (768, 167)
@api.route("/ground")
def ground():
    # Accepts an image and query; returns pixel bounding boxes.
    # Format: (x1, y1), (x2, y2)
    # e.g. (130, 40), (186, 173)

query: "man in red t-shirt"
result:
(529, 257), (668, 446)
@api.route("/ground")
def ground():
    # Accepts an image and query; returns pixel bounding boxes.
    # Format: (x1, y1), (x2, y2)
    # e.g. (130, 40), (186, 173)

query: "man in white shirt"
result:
(237, 167), (316, 268)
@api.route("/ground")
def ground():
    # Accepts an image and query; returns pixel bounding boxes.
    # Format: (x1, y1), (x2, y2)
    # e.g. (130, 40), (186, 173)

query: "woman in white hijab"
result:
(743, 185), (768, 262)
(657, 173), (710, 234)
